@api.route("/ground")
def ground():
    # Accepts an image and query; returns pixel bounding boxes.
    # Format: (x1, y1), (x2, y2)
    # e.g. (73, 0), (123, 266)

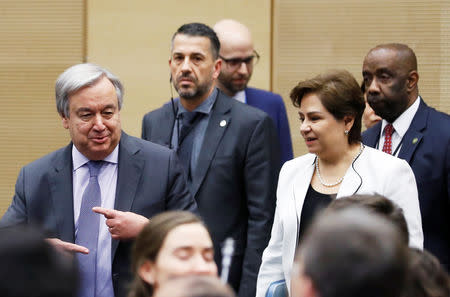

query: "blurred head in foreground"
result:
(326, 193), (409, 245)
(402, 248), (450, 297)
(0, 225), (78, 297)
(291, 207), (408, 297)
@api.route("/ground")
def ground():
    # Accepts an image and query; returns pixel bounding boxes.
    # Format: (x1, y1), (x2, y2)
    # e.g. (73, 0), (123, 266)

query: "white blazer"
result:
(256, 146), (423, 297)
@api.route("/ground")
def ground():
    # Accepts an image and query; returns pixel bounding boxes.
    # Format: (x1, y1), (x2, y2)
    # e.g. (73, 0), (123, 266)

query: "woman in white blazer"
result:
(256, 70), (423, 297)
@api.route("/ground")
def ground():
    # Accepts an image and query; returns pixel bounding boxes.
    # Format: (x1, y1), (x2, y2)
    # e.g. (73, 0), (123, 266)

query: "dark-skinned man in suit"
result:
(362, 43), (450, 271)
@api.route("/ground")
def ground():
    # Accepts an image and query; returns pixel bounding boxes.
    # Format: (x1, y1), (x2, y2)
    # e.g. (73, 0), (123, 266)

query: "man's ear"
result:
(138, 260), (156, 286)
(62, 116), (69, 129)
(212, 58), (222, 80)
(407, 70), (419, 92)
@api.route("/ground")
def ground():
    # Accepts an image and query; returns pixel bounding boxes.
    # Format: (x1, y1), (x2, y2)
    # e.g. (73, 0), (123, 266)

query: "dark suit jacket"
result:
(362, 98), (450, 270)
(0, 132), (197, 297)
(245, 87), (293, 164)
(142, 90), (281, 297)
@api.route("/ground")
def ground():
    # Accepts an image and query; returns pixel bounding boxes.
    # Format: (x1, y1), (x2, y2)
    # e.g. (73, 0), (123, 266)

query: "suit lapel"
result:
(283, 158), (315, 278)
(293, 157), (315, 222)
(398, 99), (428, 162)
(362, 122), (382, 148)
(112, 132), (144, 258)
(191, 92), (231, 197)
(152, 103), (176, 147)
(337, 149), (364, 198)
(49, 144), (75, 242)
(244, 88), (254, 105)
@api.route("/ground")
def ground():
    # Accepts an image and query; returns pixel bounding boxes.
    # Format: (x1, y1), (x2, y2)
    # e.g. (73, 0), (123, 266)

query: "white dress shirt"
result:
(233, 90), (246, 103)
(378, 96), (421, 156)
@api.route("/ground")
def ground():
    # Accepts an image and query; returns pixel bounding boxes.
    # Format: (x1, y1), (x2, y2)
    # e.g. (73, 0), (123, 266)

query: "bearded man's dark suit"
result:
(141, 90), (281, 297)
(362, 98), (450, 271)
(0, 132), (197, 297)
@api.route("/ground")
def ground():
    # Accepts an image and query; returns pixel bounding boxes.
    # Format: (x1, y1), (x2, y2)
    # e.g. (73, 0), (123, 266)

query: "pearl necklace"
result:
(315, 143), (365, 187)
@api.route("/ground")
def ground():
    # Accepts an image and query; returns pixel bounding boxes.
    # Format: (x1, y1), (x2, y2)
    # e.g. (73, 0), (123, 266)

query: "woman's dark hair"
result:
(290, 70), (365, 144)
(128, 211), (209, 297)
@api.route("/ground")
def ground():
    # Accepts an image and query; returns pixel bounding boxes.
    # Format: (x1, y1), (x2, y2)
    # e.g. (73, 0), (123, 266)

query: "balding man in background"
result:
(362, 43), (450, 271)
(214, 19), (293, 164)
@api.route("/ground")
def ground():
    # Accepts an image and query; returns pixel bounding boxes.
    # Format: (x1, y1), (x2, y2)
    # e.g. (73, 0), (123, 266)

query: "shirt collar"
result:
(381, 95), (420, 137)
(72, 143), (119, 170)
(177, 88), (218, 116)
(233, 90), (246, 103)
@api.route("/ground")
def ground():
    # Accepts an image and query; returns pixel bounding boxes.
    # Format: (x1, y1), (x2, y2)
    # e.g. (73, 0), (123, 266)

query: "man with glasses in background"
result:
(214, 19), (293, 164)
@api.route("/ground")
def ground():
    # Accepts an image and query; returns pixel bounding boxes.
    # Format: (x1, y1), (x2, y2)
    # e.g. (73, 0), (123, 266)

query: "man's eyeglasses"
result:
(219, 50), (260, 70)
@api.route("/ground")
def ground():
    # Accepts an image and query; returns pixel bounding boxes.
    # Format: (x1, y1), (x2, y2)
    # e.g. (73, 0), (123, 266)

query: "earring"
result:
(344, 130), (349, 135)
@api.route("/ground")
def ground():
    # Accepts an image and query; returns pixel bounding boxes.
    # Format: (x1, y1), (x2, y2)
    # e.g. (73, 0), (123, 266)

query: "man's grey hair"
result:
(55, 63), (124, 117)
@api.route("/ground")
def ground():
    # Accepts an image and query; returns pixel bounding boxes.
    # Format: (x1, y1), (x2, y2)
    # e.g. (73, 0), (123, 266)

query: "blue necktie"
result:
(76, 160), (103, 297)
(177, 112), (201, 181)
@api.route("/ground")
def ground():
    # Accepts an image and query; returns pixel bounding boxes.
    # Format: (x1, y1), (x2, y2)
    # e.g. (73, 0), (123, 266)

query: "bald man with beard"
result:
(362, 43), (450, 271)
(214, 19), (293, 164)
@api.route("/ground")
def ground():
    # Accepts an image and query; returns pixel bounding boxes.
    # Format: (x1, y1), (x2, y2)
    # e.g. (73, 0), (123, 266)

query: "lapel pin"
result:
(412, 137), (418, 144)
(220, 120), (227, 127)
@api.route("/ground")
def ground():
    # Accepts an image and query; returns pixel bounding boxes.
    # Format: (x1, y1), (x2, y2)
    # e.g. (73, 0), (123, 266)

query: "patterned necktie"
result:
(382, 124), (394, 155)
(76, 160), (103, 297)
(177, 112), (201, 180)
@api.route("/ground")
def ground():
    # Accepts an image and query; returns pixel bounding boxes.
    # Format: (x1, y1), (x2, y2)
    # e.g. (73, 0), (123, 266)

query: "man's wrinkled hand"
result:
(92, 207), (149, 240)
